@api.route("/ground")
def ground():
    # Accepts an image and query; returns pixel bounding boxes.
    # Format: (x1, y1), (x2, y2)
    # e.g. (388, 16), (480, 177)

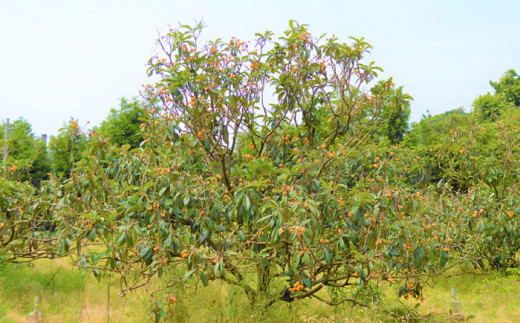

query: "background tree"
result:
(376, 85), (411, 143)
(403, 108), (467, 147)
(0, 118), (50, 187)
(490, 69), (520, 106)
(473, 69), (520, 120)
(96, 98), (145, 149)
(48, 120), (87, 178)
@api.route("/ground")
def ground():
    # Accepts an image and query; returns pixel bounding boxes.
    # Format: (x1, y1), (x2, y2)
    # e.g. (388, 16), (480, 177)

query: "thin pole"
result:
(2, 118), (8, 163)
(107, 274), (110, 323)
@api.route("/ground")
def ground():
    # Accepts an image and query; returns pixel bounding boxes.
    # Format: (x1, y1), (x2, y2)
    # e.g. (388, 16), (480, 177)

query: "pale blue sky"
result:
(1, 0), (519, 136)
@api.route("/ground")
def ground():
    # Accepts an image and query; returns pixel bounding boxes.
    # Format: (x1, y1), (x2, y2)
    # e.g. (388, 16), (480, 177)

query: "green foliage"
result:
(0, 118), (50, 187)
(43, 21), (418, 314)
(403, 106), (520, 195)
(377, 85), (412, 143)
(473, 69), (520, 120)
(48, 120), (87, 178)
(97, 98), (145, 149)
(473, 92), (509, 120)
(490, 69), (520, 107)
(2, 21), (520, 320)
(404, 108), (466, 147)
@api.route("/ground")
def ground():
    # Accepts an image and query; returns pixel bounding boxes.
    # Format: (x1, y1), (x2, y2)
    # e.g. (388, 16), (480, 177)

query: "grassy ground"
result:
(1, 258), (520, 322)
(0, 258), (147, 322)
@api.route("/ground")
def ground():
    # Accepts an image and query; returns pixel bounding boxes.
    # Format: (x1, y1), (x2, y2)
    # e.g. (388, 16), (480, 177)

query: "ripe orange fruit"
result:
(181, 250), (189, 258)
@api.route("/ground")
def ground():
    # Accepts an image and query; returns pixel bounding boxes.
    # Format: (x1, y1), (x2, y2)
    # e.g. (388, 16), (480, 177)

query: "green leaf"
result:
(200, 272), (209, 286)
(304, 253), (311, 266)
(144, 181), (154, 190)
(139, 246), (152, 261)
(158, 186), (168, 196)
(389, 247), (400, 257)
(214, 261), (220, 276)
(184, 269), (196, 281)
(357, 279), (364, 290)
(295, 250), (303, 264)
(244, 195), (251, 210)
(76, 238), (82, 255)
(324, 248), (332, 265)
(302, 275), (312, 288)
(413, 247), (426, 268)
(203, 138), (211, 151)
(116, 233), (127, 246)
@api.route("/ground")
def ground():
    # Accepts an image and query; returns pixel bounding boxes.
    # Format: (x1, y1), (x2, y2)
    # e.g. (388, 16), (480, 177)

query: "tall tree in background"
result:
(377, 85), (412, 143)
(48, 120), (87, 178)
(0, 118), (50, 187)
(97, 98), (145, 149)
(403, 108), (467, 147)
(473, 69), (520, 120)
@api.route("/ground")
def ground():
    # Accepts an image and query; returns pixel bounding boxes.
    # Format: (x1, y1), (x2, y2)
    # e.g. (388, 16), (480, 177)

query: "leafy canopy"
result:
(473, 69), (520, 120)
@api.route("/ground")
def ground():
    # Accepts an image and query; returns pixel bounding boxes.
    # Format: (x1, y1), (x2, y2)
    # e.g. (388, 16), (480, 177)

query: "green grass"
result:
(1, 258), (520, 322)
(0, 258), (147, 322)
(415, 270), (520, 322)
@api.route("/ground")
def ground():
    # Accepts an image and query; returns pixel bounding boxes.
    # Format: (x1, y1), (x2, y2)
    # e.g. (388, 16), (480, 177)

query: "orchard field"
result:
(1, 22), (520, 322)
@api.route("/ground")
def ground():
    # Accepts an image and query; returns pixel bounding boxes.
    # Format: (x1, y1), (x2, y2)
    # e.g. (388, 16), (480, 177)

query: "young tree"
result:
(61, 21), (435, 316)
